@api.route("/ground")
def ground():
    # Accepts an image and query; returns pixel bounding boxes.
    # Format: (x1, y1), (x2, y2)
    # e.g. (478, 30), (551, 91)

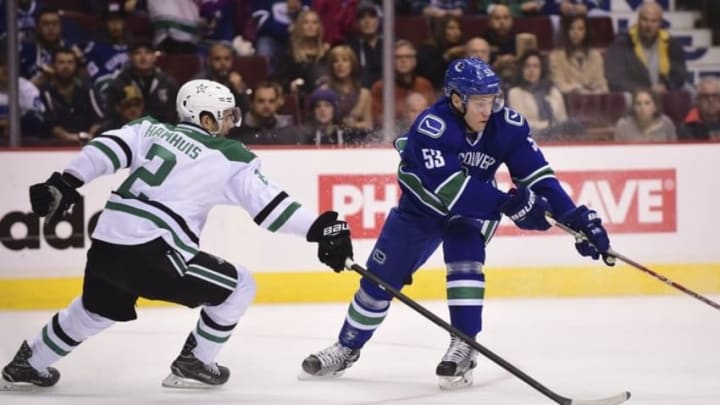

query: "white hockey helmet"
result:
(176, 79), (241, 134)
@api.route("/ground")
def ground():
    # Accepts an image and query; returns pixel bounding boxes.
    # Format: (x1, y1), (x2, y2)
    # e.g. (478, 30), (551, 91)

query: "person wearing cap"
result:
(348, 1), (383, 89)
(104, 38), (179, 123)
(296, 87), (371, 145)
(84, 2), (130, 99)
(96, 83), (145, 134)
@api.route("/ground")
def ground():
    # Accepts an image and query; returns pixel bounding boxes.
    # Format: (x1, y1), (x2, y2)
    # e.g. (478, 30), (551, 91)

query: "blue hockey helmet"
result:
(444, 58), (503, 111)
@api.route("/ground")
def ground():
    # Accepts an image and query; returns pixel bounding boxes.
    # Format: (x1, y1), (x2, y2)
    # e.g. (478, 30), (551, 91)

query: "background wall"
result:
(1, 144), (718, 308)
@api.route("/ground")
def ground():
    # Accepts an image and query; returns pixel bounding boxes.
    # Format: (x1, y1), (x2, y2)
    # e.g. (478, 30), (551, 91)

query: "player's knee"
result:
(205, 264), (256, 324)
(63, 297), (114, 338)
(355, 287), (390, 311)
(447, 261), (484, 276)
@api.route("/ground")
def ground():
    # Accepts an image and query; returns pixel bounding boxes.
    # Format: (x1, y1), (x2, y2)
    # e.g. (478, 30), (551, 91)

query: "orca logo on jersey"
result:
(417, 114), (446, 139)
(504, 108), (524, 127)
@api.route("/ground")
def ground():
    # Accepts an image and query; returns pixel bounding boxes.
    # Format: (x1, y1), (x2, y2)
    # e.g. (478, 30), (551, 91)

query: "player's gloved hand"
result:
(29, 172), (83, 223)
(500, 186), (551, 231)
(559, 205), (615, 266)
(306, 211), (353, 272)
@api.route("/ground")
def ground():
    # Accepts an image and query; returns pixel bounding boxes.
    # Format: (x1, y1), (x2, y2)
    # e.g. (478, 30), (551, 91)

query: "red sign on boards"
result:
(318, 169), (677, 239)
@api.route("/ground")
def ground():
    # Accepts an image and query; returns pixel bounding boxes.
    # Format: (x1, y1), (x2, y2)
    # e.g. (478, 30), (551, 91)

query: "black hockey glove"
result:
(559, 205), (615, 266)
(500, 186), (551, 231)
(306, 211), (353, 273)
(29, 172), (83, 223)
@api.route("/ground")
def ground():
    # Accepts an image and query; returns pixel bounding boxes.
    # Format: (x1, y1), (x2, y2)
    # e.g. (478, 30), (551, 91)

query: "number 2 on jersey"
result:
(117, 144), (177, 199)
(422, 148), (445, 169)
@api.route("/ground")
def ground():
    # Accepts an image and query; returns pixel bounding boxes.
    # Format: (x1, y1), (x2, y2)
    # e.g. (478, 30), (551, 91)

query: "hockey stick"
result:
(345, 258), (631, 405)
(545, 216), (720, 312)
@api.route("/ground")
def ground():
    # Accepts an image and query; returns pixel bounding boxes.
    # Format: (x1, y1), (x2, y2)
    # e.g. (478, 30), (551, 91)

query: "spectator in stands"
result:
(88, 0), (144, 15)
(348, 1), (383, 89)
(324, 45), (373, 131)
(84, 3), (130, 99)
(195, 42), (250, 114)
(477, 0), (542, 17)
(417, 14), (465, 90)
(0, 51), (46, 136)
(604, 1), (687, 94)
(508, 50), (572, 139)
(39, 48), (103, 144)
(548, 15), (607, 94)
(198, 0), (237, 44)
(19, 8), (84, 87)
(418, 0), (466, 18)
(272, 9), (330, 96)
(296, 87), (369, 145)
(96, 83), (144, 134)
(105, 39), (178, 123)
(614, 88), (676, 142)
(464, 37), (491, 63)
(542, 0), (599, 16)
(250, 0), (310, 73)
(313, 0), (361, 46)
(0, 0), (43, 43)
(370, 40), (435, 127)
(397, 91), (431, 134)
(228, 81), (298, 144)
(483, 4), (520, 85)
(679, 76), (720, 140)
(147, 0), (200, 53)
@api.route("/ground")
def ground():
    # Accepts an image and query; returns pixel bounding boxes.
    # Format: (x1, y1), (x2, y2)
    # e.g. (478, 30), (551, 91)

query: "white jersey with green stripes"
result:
(64, 116), (315, 260)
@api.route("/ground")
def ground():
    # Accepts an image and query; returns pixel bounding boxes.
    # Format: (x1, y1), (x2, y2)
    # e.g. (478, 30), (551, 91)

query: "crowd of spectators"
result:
(0, 0), (719, 146)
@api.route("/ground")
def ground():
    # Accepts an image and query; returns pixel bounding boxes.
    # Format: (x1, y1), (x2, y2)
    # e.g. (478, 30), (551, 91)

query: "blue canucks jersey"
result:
(396, 97), (575, 220)
(84, 42), (129, 93)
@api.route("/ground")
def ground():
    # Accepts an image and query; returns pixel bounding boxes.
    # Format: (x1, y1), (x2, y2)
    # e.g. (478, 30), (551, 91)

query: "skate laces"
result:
(442, 336), (473, 364)
(203, 363), (221, 376)
(315, 343), (354, 368)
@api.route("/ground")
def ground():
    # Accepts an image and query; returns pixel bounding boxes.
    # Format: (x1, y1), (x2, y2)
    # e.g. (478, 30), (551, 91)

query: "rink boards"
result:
(1, 143), (719, 309)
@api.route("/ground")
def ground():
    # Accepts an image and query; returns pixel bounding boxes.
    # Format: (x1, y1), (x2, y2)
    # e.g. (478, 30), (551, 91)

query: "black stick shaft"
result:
(345, 259), (572, 405)
(549, 219), (720, 312)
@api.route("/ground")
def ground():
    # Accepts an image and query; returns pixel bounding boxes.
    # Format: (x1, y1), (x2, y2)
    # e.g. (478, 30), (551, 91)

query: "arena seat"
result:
(564, 92), (627, 127)
(44, 0), (86, 11)
(278, 93), (302, 125)
(514, 17), (554, 50)
(587, 17), (614, 48)
(156, 53), (203, 85)
(233, 55), (269, 91)
(460, 16), (489, 41)
(661, 90), (693, 125)
(394, 16), (431, 48)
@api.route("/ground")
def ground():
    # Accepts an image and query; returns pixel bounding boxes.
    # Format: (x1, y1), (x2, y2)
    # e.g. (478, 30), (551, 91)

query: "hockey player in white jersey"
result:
(1, 79), (353, 390)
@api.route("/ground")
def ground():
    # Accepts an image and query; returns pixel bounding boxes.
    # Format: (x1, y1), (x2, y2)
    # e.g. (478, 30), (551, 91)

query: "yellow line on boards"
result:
(1, 264), (719, 310)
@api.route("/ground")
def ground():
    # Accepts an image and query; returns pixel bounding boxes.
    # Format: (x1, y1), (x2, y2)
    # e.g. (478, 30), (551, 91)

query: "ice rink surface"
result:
(1, 295), (718, 405)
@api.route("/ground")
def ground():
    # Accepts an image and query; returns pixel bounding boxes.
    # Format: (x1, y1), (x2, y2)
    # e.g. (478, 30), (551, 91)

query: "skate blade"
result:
(0, 378), (43, 392)
(438, 370), (473, 390)
(297, 369), (346, 381)
(161, 374), (220, 389)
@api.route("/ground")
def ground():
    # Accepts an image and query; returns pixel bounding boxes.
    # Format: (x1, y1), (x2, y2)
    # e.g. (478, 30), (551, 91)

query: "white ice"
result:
(1, 295), (719, 405)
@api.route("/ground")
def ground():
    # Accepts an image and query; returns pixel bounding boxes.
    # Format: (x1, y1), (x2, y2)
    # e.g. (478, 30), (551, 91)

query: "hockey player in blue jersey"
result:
(300, 57), (614, 389)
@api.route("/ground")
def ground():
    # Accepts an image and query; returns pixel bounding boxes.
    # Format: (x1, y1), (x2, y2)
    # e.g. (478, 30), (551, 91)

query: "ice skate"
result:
(1, 341), (60, 391)
(299, 342), (360, 379)
(162, 334), (229, 389)
(435, 336), (477, 390)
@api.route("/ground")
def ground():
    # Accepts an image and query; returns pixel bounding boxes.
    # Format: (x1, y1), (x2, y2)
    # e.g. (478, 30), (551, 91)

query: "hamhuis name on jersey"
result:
(144, 125), (203, 159)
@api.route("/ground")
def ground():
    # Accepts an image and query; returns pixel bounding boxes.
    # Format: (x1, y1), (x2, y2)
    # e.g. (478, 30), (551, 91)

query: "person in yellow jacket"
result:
(604, 1), (687, 94)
